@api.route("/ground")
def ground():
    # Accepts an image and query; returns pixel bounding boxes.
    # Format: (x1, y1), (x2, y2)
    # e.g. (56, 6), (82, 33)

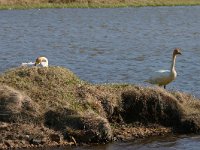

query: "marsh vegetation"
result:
(0, 67), (200, 149)
(0, 0), (200, 9)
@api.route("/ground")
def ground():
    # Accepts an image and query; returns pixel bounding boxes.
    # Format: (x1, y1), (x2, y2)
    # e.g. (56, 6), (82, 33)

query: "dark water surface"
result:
(72, 134), (200, 150)
(1, 6), (200, 149)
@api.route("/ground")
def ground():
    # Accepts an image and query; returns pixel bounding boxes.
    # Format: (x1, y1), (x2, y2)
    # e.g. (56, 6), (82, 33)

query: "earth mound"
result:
(0, 66), (200, 149)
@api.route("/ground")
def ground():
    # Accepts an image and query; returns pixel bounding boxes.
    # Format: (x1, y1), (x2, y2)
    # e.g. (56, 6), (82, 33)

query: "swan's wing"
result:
(155, 70), (170, 73)
(146, 70), (171, 85)
(21, 62), (48, 67)
(21, 62), (35, 66)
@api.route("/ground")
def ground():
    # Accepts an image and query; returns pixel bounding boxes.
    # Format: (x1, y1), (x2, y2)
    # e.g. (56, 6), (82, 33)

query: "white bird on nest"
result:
(145, 48), (182, 89)
(21, 56), (48, 67)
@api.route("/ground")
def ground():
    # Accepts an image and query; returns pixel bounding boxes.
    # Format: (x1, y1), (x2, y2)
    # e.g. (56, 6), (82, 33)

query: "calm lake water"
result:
(73, 134), (200, 150)
(0, 6), (200, 149)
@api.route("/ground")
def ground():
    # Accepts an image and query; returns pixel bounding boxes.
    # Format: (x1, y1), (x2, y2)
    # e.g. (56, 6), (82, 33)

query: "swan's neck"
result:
(170, 54), (176, 72)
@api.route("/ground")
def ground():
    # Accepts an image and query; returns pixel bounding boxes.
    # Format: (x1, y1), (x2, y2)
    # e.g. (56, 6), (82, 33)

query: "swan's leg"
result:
(164, 85), (166, 89)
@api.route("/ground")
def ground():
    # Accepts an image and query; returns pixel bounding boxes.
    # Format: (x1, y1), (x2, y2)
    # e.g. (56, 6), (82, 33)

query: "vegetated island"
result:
(0, 0), (200, 9)
(0, 66), (200, 149)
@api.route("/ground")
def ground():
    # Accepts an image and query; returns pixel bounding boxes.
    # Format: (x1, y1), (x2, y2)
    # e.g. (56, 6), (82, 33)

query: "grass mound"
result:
(0, 66), (200, 147)
(120, 86), (200, 133)
(0, 66), (81, 113)
(0, 85), (39, 122)
(121, 87), (181, 126)
(0, 66), (113, 143)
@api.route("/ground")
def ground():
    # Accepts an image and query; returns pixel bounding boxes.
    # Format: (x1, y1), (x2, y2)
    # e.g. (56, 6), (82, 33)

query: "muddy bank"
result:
(0, 66), (200, 149)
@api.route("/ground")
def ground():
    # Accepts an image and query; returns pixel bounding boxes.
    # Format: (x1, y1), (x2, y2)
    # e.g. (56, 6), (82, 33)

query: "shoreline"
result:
(0, 122), (172, 149)
(0, 1), (200, 10)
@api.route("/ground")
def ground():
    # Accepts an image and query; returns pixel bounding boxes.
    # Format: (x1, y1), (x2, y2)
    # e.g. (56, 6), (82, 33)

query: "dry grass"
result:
(0, 0), (200, 9)
(0, 0), (199, 5)
(0, 67), (82, 114)
(121, 86), (181, 126)
(1, 66), (200, 144)
(0, 85), (39, 122)
(0, 0), (47, 5)
(0, 66), (114, 142)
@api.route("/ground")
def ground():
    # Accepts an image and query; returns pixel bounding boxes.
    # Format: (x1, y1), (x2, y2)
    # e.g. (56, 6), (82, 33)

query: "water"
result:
(72, 134), (200, 150)
(0, 6), (200, 149)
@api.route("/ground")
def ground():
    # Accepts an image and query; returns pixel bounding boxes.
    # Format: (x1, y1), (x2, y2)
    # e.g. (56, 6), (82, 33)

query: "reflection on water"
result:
(1, 6), (200, 149)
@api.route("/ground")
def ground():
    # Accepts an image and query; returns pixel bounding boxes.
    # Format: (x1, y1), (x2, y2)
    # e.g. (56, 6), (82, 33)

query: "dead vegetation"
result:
(0, 66), (200, 148)
(0, 0), (200, 8)
(0, 85), (39, 123)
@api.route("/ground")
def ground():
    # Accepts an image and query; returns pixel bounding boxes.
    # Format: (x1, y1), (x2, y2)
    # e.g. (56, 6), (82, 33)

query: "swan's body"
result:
(34, 56), (48, 67)
(21, 56), (48, 67)
(146, 48), (182, 89)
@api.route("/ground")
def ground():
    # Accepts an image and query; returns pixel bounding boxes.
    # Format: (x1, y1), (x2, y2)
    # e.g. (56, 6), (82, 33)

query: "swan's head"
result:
(34, 56), (48, 67)
(173, 48), (182, 56)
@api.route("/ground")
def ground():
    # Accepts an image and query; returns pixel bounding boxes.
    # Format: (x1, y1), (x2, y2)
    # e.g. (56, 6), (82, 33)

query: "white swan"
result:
(21, 56), (48, 67)
(146, 48), (182, 89)
(34, 56), (48, 67)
